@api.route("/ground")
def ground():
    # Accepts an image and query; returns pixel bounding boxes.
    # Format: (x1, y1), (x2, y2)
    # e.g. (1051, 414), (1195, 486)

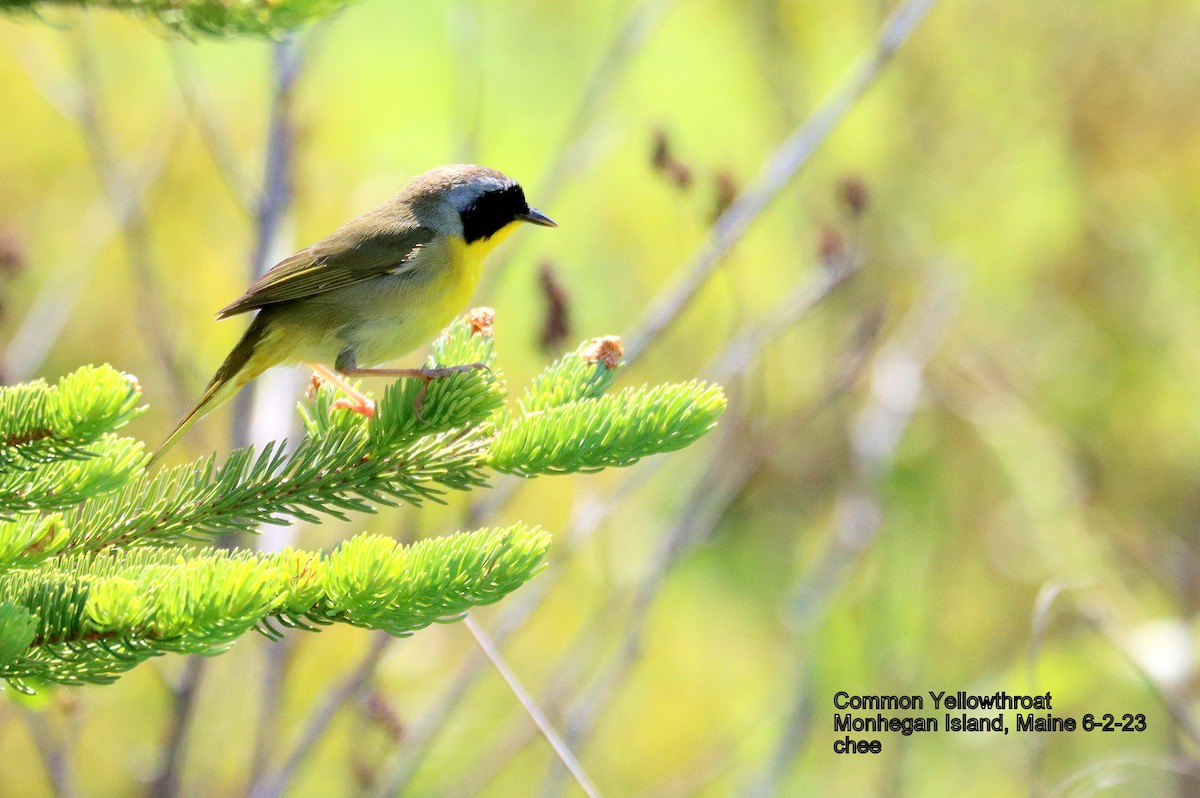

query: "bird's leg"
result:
(307, 363), (375, 418)
(337, 363), (492, 422)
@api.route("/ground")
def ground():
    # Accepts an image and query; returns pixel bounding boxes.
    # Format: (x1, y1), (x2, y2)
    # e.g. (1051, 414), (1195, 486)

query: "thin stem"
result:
(477, 0), (676, 294)
(166, 41), (257, 212)
(464, 615), (603, 798)
(232, 35), (305, 452)
(72, 26), (199, 415)
(247, 632), (393, 798)
(622, 0), (940, 364)
(240, 36), (308, 784)
(539, 298), (880, 796)
(403, 253), (864, 790)
(367, 609), (537, 796)
(147, 655), (206, 798)
(23, 709), (81, 798)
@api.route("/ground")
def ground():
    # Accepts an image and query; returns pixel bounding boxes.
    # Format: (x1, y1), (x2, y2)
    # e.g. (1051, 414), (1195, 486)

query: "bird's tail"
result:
(149, 314), (272, 465)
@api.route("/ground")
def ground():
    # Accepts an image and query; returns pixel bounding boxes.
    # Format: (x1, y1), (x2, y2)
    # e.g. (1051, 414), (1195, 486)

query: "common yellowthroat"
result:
(151, 164), (556, 462)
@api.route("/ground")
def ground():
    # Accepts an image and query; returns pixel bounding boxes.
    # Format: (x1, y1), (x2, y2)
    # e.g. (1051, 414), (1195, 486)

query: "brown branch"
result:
(246, 632), (392, 798)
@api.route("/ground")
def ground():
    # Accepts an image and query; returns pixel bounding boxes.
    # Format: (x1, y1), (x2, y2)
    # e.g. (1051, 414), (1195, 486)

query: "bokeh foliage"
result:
(2, 0), (1200, 795)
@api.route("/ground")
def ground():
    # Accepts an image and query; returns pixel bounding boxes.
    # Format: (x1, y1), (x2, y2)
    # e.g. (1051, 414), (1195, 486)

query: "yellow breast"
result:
(345, 221), (522, 366)
(439, 220), (521, 311)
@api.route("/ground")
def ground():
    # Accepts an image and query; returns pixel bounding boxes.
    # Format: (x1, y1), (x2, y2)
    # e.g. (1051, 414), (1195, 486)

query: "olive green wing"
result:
(217, 223), (435, 319)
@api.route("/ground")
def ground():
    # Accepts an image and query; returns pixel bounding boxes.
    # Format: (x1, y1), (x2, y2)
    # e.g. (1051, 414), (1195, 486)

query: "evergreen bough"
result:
(0, 315), (725, 692)
(0, 0), (352, 37)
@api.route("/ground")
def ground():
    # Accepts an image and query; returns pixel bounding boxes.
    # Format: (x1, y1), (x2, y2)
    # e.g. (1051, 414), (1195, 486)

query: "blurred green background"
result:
(3, 0), (1200, 795)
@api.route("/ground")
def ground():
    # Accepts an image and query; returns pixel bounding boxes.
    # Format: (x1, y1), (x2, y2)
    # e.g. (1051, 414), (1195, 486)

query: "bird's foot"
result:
(339, 363), (491, 424)
(307, 363), (375, 419)
(331, 395), (376, 418)
(307, 372), (326, 400)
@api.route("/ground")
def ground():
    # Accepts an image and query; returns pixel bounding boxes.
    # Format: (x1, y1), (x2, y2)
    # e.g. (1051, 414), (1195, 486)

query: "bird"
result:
(150, 164), (556, 463)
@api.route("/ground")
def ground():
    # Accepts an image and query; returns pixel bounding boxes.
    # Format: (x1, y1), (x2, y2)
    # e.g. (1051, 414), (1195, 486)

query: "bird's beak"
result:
(521, 208), (557, 227)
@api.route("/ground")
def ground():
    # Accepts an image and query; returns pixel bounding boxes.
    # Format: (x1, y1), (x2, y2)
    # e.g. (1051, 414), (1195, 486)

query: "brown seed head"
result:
(839, 176), (869, 218)
(582, 335), (624, 370)
(0, 229), (25, 274)
(818, 226), (845, 264)
(363, 689), (405, 741)
(465, 306), (495, 337)
(651, 129), (671, 170)
(537, 262), (571, 353)
(651, 128), (692, 190)
(712, 169), (739, 222)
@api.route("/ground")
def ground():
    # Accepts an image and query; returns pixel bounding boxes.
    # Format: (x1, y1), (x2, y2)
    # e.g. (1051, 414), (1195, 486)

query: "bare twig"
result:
(537, 414), (762, 797)
(166, 41), (257, 212)
(748, 272), (955, 796)
(477, 0), (677, 294)
(148, 655), (206, 798)
(23, 709), (81, 798)
(361, 0), (926, 786)
(239, 34), (308, 783)
(448, 262), (872, 798)
(72, 26), (199, 415)
(464, 615), (603, 798)
(539, 296), (880, 796)
(622, 0), (940, 364)
(368, 594), (549, 796)
(2, 140), (176, 382)
(387, 248), (863, 792)
(247, 632), (392, 798)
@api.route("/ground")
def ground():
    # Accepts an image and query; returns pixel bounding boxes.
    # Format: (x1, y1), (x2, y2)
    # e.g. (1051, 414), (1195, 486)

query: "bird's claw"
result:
(332, 396), (375, 418)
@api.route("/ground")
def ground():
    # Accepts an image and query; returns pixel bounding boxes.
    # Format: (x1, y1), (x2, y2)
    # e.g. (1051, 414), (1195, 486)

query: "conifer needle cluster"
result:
(0, 316), (724, 692)
(0, 0), (352, 37)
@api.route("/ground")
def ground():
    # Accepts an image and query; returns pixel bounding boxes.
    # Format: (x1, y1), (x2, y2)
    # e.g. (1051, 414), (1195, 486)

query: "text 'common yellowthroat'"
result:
(152, 164), (556, 462)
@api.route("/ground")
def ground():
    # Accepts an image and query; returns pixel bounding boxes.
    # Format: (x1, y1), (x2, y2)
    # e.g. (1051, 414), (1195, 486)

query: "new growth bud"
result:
(465, 306), (496, 337)
(582, 336), (624, 370)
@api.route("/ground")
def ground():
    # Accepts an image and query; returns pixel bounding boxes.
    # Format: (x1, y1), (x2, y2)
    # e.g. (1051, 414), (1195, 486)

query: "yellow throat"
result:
(439, 220), (522, 313)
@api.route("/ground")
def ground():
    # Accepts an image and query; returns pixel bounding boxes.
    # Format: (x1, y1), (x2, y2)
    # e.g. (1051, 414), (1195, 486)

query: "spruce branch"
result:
(0, 434), (146, 514)
(0, 0), (354, 37)
(64, 427), (488, 553)
(0, 314), (722, 690)
(0, 365), (143, 472)
(489, 381), (726, 476)
(0, 525), (548, 690)
(271, 525), (550, 636)
(520, 337), (624, 414)
(0, 513), (71, 569)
